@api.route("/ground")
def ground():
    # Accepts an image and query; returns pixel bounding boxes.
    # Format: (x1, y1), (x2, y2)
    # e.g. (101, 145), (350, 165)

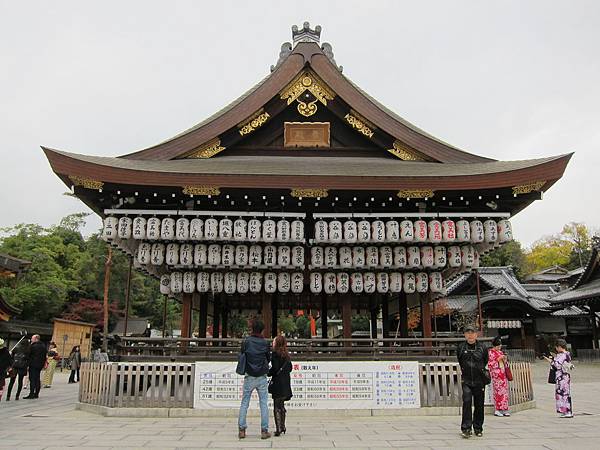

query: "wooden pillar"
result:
(370, 297), (379, 339)
(198, 293), (208, 339)
(123, 257), (133, 337)
(321, 293), (328, 341)
(271, 293), (278, 338)
(213, 294), (222, 339)
(398, 292), (408, 338)
(221, 303), (228, 339)
(262, 294), (272, 338)
(591, 303), (599, 350)
(342, 295), (352, 339)
(381, 295), (389, 341)
(181, 293), (193, 338)
(162, 295), (168, 338)
(102, 246), (112, 353)
(420, 293), (432, 339)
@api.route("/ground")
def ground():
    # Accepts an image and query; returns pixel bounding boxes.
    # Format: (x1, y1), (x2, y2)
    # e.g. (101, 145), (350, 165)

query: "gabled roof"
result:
(0, 294), (21, 321)
(0, 253), (31, 278)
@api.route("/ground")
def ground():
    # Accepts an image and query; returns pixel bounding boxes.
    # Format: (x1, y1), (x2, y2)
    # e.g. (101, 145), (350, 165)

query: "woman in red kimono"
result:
(488, 336), (510, 416)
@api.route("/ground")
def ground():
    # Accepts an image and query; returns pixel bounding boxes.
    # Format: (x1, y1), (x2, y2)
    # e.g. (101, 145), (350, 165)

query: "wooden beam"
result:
(262, 294), (272, 338)
(342, 295), (352, 339)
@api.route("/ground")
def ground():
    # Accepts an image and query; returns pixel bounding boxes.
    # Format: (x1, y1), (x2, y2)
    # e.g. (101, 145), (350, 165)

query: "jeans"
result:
(29, 367), (42, 397)
(461, 383), (485, 432)
(68, 369), (80, 383)
(238, 375), (269, 431)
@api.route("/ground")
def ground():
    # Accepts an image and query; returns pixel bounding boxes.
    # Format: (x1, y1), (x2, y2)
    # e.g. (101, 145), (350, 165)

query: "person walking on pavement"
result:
(269, 335), (293, 437)
(457, 325), (489, 438)
(6, 339), (29, 401)
(43, 342), (60, 388)
(68, 346), (81, 383)
(237, 320), (271, 440)
(24, 335), (46, 399)
(0, 338), (13, 401)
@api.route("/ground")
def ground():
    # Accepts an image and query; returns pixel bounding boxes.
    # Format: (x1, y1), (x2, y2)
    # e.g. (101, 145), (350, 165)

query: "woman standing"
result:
(545, 338), (574, 418)
(68, 346), (81, 383)
(43, 342), (60, 388)
(6, 340), (29, 401)
(488, 336), (510, 416)
(0, 338), (13, 401)
(269, 336), (293, 437)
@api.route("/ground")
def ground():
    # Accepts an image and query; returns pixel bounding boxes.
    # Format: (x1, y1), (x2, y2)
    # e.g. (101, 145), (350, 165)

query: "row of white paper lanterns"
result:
(314, 219), (512, 244)
(161, 271), (444, 295)
(137, 243), (305, 267)
(104, 216), (304, 242)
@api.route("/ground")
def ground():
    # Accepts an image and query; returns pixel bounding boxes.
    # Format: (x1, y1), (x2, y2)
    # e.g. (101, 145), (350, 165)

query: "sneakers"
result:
(494, 410), (504, 417)
(560, 413), (574, 418)
(503, 411), (511, 417)
(461, 430), (472, 439)
(474, 430), (483, 437)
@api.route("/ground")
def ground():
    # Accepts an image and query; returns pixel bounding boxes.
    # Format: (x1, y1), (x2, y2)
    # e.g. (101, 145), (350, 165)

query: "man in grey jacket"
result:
(238, 320), (271, 440)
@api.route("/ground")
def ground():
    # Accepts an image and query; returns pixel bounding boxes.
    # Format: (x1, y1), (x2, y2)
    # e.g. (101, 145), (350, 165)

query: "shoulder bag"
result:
(235, 339), (247, 376)
(504, 360), (514, 381)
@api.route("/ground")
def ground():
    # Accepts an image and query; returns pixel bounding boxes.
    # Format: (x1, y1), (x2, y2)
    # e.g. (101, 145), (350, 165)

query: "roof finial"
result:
(292, 21), (322, 45)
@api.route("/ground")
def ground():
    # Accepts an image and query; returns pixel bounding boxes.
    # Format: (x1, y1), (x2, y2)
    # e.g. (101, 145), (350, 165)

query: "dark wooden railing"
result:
(576, 349), (600, 363)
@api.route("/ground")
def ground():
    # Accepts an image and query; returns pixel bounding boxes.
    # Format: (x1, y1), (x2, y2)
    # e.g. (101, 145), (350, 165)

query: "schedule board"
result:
(194, 361), (420, 409)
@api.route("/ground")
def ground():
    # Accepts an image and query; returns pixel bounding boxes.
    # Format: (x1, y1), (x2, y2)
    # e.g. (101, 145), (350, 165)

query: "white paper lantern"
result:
(400, 220), (415, 242)
(190, 218), (204, 240)
(407, 246), (421, 268)
(118, 217), (132, 239)
(146, 217), (161, 240)
(461, 245), (475, 268)
(291, 220), (304, 241)
(376, 273), (389, 293)
(393, 246), (407, 268)
(428, 220), (443, 244)
(208, 244), (221, 265)
(386, 221), (400, 242)
(204, 218), (218, 240)
(325, 246), (337, 267)
(390, 273), (403, 293)
(249, 245), (262, 267)
(350, 272), (364, 293)
(470, 220), (484, 243)
(434, 246), (447, 269)
(456, 220), (471, 242)
(170, 272), (183, 293)
(414, 220), (428, 242)
(224, 272), (237, 294)
(277, 219), (291, 241)
(292, 246), (304, 267)
(137, 242), (151, 265)
(403, 273), (416, 294)
(219, 219), (232, 240)
(352, 246), (366, 267)
(498, 219), (513, 243)
(366, 246), (378, 267)
(176, 218), (190, 240)
(183, 272), (196, 293)
(249, 272), (263, 293)
(447, 246), (462, 268)
(132, 217), (147, 240)
(358, 220), (371, 242)
(337, 272), (350, 294)
(484, 220), (498, 243)
(237, 272), (249, 294)
(264, 245), (277, 266)
(151, 243), (165, 266)
(233, 219), (248, 241)
(221, 244), (234, 266)
(263, 219), (276, 242)
(235, 245), (248, 266)
(339, 247), (352, 268)
(442, 220), (456, 242)
(278, 246), (291, 267)
(248, 219), (261, 242)
(380, 246), (393, 267)
(310, 272), (323, 293)
(277, 272), (290, 293)
(324, 272), (337, 294)
(194, 244), (207, 266)
(161, 218), (175, 240)
(421, 246), (434, 268)
(314, 220), (328, 243)
(343, 221), (357, 243)
(210, 272), (223, 293)
(291, 272), (304, 294)
(197, 272), (210, 293)
(372, 220), (385, 243)
(179, 244), (193, 266)
(416, 272), (429, 293)
(429, 272), (444, 293)
(103, 216), (118, 240)
(327, 220), (342, 243)
(166, 243), (180, 265)
(159, 274), (171, 295)
(311, 246), (324, 267)
(364, 272), (376, 294)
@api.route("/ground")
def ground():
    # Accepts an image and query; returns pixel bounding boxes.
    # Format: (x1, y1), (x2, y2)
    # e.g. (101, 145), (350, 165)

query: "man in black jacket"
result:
(456, 325), (489, 438)
(237, 320), (271, 440)
(24, 335), (46, 399)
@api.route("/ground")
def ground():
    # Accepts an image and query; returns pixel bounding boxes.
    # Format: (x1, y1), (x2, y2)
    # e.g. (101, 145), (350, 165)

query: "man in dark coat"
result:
(24, 335), (46, 399)
(0, 338), (13, 400)
(456, 325), (489, 438)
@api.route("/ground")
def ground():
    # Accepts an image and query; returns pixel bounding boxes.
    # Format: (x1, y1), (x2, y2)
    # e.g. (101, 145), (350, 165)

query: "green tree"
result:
(480, 241), (526, 279)
(277, 315), (297, 336)
(295, 315), (311, 338)
(351, 315), (370, 332)
(561, 222), (593, 269)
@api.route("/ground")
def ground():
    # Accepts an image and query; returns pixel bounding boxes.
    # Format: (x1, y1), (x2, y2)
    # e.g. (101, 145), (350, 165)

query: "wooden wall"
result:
(52, 321), (94, 358)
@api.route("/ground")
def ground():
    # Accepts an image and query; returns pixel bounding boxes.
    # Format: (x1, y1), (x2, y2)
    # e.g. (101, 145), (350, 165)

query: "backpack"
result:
(12, 352), (28, 369)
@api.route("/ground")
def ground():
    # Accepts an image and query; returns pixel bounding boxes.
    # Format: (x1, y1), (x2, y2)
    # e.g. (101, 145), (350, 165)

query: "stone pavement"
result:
(1, 363), (599, 450)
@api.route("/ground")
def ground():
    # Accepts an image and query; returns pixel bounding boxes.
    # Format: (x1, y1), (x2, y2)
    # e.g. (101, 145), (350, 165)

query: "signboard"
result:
(194, 361), (420, 409)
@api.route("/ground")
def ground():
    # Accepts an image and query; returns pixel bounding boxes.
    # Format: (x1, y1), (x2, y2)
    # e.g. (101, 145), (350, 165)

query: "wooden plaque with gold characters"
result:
(284, 122), (330, 148)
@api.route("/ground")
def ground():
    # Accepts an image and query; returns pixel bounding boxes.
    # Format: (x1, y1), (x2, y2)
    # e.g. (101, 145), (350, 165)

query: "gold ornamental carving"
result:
(344, 112), (375, 138)
(280, 71), (335, 117)
(182, 185), (221, 196)
(512, 180), (546, 195)
(186, 138), (226, 159)
(387, 140), (423, 161)
(290, 188), (329, 198)
(68, 175), (104, 190)
(396, 189), (434, 199)
(238, 110), (271, 136)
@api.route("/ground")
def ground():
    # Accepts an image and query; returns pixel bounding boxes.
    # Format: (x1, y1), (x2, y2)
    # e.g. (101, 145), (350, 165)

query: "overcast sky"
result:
(1, 1), (598, 247)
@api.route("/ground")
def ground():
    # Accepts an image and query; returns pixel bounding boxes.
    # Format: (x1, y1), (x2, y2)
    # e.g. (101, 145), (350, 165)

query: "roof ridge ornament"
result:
(292, 21), (321, 45)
